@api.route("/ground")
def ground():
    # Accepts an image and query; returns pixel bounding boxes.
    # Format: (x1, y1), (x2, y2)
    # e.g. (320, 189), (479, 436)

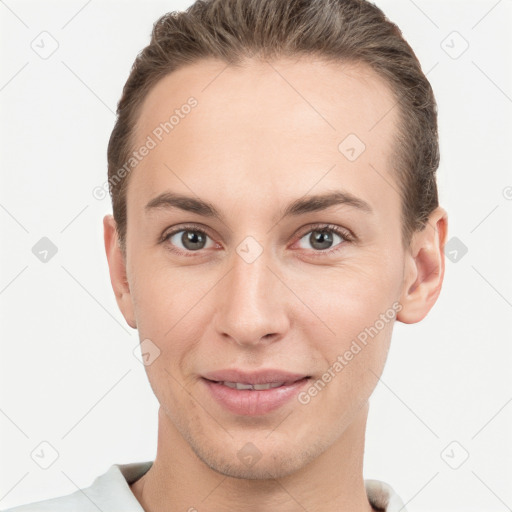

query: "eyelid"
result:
(294, 223), (354, 243)
(161, 223), (215, 243)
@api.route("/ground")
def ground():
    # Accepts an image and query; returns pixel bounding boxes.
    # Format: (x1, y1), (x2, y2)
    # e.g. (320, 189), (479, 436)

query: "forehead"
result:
(128, 57), (400, 218)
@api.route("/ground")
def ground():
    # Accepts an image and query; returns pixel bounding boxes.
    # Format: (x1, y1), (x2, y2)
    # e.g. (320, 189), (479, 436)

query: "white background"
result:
(1, 0), (511, 510)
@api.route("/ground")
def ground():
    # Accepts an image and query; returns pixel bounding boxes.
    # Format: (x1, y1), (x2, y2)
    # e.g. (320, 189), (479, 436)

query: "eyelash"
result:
(160, 223), (354, 257)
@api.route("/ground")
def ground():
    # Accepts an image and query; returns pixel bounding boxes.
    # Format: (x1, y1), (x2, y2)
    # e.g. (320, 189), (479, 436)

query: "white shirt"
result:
(2, 461), (408, 511)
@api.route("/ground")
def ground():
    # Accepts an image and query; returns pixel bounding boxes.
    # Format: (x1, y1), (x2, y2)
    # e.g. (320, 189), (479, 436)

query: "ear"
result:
(396, 206), (448, 324)
(103, 214), (137, 329)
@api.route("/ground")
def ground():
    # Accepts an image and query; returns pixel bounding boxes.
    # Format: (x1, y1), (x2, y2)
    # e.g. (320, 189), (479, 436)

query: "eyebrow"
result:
(144, 190), (373, 220)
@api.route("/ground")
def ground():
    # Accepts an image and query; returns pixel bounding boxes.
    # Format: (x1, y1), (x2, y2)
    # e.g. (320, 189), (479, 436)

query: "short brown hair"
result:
(107, 0), (439, 255)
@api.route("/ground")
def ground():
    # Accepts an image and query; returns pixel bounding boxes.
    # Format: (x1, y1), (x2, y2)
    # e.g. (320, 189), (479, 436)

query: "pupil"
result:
(311, 230), (333, 250)
(183, 231), (205, 250)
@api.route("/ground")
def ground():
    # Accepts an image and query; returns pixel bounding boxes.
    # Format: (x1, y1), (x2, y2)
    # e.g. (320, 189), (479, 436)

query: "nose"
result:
(213, 245), (291, 348)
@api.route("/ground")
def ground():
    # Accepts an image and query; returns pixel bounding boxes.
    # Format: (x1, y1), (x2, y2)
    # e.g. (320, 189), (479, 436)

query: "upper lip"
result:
(202, 369), (309, 385)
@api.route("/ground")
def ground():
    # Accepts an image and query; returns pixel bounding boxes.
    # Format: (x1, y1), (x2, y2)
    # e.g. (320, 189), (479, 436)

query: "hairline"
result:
(116, 55), (414, 256)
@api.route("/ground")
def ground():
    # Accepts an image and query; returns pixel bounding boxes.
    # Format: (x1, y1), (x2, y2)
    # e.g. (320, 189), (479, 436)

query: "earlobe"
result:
(396, 207), (448, 324)
(103, 214), (137, 329)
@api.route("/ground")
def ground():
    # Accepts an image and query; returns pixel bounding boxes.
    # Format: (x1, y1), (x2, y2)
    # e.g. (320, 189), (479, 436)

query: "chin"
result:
(190, 434), (326, 481)
(202, 454), (306, 480)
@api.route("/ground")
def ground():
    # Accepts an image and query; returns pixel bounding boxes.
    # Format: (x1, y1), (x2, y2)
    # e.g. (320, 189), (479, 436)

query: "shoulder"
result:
(1, 461), (153, 512)
(1, 489), (101, 512)
(365, 478), (408, 512)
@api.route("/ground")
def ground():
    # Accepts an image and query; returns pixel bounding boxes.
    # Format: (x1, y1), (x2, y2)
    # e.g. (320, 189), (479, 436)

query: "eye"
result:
(162, 225), (217, 254)
(295, 224), (352, 253)
(160, 223), (353, 257)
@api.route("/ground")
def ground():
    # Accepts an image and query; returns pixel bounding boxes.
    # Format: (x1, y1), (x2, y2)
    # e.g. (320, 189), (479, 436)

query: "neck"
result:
(131, 402), (376, 512)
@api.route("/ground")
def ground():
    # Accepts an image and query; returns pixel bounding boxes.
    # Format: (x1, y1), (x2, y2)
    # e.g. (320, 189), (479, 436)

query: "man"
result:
(4, 0), (447, 510)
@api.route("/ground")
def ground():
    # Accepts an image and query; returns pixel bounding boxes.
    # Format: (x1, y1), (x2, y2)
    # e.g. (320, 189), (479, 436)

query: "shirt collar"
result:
(102, 461), (407, 512)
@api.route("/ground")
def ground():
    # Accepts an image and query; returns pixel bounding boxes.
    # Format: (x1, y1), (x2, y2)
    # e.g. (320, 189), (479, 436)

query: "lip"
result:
(202, 369), (308, 385)
(201, 369), (310, 416)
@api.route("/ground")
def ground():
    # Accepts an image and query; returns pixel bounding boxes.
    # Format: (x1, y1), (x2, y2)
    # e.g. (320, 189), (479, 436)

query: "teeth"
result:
(253, 382), (284, 390)
(221, 381), (285, 390)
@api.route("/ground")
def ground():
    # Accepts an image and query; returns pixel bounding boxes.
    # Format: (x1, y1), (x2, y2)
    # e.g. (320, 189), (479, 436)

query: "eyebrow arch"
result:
(145, 192), (222, 219)
(281, 191), (373, 217)
(144, 190), (373, 220)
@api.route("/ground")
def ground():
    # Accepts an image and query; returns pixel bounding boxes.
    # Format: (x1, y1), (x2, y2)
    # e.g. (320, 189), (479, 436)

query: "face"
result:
(111, 57), (414, 478)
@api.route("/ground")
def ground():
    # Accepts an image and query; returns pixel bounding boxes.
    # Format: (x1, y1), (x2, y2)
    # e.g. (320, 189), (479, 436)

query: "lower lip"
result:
(202, 378), (310, 416)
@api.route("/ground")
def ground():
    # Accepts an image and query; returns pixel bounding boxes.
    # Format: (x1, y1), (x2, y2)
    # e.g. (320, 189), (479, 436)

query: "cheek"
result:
(293, 255), (401, 368)
(130, 262), (208, 409)
(128, 257), (218, 377)
(129, 252), (198, 335)
(297, 252), (401, 318)
(298, 287), (397, 418)
(303, 289), (396, 373)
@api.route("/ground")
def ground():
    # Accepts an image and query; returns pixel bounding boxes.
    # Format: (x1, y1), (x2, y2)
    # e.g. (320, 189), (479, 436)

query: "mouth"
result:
(202, 378), (310, 390)
(201, 369), (310, 387)
(200, 370), (311, 415)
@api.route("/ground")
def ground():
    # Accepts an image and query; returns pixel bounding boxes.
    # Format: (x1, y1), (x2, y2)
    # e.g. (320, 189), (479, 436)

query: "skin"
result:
(104, 56), (448, 512)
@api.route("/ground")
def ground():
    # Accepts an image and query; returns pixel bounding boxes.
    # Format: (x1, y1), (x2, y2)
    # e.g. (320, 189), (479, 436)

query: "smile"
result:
(201, 374), (311, 415)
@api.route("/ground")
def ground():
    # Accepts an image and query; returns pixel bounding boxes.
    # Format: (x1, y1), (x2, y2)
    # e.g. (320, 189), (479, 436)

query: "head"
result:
(104, 0), (447, 479)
